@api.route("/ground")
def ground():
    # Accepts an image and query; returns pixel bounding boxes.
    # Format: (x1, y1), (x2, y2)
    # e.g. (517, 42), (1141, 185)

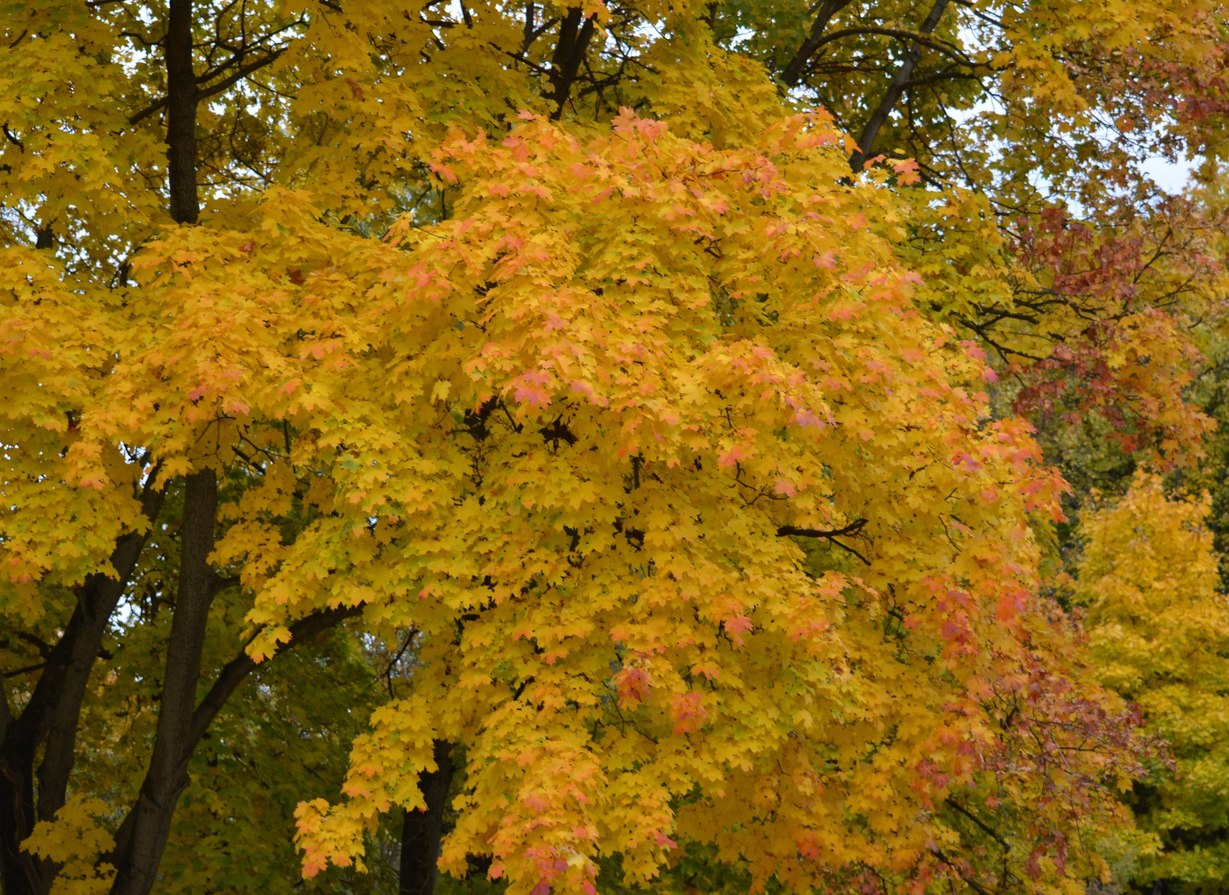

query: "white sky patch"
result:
(1140, 153), (1196, 194)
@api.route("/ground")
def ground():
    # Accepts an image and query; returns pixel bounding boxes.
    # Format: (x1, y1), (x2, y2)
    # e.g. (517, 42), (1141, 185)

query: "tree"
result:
(1004, 197), (1227, 506)
(1, 0), (1223, 893)
(1081, 474), (1229, 892)
(284, 112), (1145, 895)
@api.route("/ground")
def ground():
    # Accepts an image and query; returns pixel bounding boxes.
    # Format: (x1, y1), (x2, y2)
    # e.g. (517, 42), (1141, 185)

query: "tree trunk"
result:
(399, 741), (455, 895)
(0, 761), (43, 895)
(0, 482), (163, 895)
(164, 0), (200, 226)
(110, 471), (217, 895)
(107, 3), (205, 889)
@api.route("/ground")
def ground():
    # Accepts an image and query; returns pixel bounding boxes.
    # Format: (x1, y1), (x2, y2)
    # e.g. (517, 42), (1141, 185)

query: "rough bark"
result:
(165, 0), (200, 226)
(106, 2), (205, 890)
(547, 7), (597, 120)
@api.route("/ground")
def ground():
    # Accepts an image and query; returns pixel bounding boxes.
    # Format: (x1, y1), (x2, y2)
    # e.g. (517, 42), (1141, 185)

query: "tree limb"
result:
(547, 6), (598, 119)
(128, 47), (287, 126)
(778, 518), (871, 565)
(109, 602), (365, 873)
(850, 0), (953, 171)
(189, 603), (365, 746)
(780, 0), (857, 89)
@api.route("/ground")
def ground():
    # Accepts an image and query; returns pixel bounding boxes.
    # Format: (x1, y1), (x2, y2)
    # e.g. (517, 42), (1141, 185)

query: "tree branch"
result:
(777, 518), (871, 565)
(849, 0), (953, 171)
(109, 603), (365, 872)
(2, 123), (24, 151)
(11, 632), (52, 660)
(547, 6), (597, 119)
(945, 797), (1011, 851)
(128, 47), (285, 126)
(189, 603), (365, 745)
(779, 0), (857, 89)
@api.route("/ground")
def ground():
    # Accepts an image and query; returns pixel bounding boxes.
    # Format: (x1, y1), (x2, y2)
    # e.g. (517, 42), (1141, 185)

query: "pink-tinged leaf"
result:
(432, 163), (458, 183)
(671, 692), (707, 735)
(952, 451), (983, 471)
(653, 831), (678, 849)
(513, 385), (550, 407)
(889, 158), (921, 185)
(773, 478), (797, 497)
(615, 666), (651, 705)
(512, 370), (553, 407)
(995, 588), (1029, 622)
(723, 615), (754, 647)
(302, 853), (326, 879)
(77, 474), (108, 491)
(717, 445), (747, 469)
(960, 340), (987, 362)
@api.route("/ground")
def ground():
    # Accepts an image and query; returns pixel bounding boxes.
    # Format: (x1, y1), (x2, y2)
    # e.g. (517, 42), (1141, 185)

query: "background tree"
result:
(1080, 474), (1229, 892)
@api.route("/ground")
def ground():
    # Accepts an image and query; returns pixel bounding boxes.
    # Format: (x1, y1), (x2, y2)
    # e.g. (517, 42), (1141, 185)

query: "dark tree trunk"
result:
(3, 0), (360, 892)
(0, 481), (163, 895)
(110, 471), (217, 895)
(399, 741), (455, 895)
(164, 0), (199, 226)
(0, 759), (42, 895)
(547, 7), (597, 120)
(107, 4), (207, 890)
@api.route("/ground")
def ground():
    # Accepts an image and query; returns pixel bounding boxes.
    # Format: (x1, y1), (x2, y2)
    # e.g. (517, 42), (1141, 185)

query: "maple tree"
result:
(1, 0), (1227, 894)
(1080, 474), (1229, 892)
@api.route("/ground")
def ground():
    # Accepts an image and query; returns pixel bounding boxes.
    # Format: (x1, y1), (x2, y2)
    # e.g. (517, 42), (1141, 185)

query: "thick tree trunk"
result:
(399, 741), (455, 895)
(4, 1), (358, 892)
(0, 762), (42, 895)
(111, 472), (218, 895)
(108, 2), (205, 891)
(165, 0), (200, 226)
(547, 7), (597, 120)
(2, 580), (128, 895)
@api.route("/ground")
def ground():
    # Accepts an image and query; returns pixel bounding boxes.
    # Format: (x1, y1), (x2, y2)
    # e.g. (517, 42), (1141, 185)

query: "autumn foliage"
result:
(1082, 476), (1229, 890)
(274, 111), (1110, 892)
(2, 0), (1228, 894)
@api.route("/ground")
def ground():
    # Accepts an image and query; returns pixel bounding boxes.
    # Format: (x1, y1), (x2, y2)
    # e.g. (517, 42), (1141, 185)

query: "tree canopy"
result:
(2, 0), (1228, 894)
(1082, 474), (1229, 890)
